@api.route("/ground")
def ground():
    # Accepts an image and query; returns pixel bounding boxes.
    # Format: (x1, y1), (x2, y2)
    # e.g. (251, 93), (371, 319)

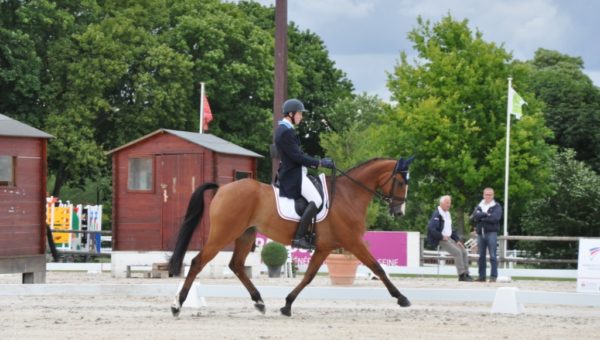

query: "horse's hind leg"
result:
(228, 228), (265, 314)
(171, 242), (227, 316)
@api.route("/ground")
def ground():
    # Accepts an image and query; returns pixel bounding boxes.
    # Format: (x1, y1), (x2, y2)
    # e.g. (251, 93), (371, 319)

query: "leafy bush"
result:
(260, 242), (288, 267)
(520, 150), (600, 268)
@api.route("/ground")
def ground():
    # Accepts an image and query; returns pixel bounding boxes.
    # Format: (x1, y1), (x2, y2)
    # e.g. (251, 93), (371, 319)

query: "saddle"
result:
(272, 173), (330, 222)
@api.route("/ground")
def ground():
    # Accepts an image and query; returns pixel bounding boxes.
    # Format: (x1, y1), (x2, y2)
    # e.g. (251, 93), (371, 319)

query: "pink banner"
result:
(256, 231), (408, 267)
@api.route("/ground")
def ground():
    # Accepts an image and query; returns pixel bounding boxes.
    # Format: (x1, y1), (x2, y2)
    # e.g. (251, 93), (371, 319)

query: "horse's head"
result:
(380, 156), (414, 217)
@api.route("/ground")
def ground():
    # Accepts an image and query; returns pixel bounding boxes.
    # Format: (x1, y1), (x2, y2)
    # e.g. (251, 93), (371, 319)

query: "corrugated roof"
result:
(0, 114), (53, 138)
(106, 129), (263, 158)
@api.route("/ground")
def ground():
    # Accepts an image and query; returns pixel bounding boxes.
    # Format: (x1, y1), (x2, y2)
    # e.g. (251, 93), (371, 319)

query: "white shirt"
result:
(478, 199), (496, 213)
(279, 119), (294, 129)
(438, 206), (452, 237)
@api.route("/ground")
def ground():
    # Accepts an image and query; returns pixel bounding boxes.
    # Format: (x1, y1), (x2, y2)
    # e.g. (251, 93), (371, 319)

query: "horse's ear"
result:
(396, 156), (415, 171)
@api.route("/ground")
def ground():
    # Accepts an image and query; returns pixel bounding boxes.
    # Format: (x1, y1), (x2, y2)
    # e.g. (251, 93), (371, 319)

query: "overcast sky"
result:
(251, 0), (600, 101)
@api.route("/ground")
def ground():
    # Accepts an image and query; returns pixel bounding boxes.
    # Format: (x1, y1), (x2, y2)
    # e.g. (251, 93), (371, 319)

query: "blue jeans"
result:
(477, 231), (498, 278)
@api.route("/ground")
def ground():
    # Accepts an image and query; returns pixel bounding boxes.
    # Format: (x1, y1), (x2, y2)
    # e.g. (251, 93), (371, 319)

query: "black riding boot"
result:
(292, 201), (318, 249)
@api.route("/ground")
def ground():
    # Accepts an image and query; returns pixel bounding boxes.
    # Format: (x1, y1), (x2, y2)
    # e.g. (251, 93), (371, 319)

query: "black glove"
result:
(320, 158), (335, 169)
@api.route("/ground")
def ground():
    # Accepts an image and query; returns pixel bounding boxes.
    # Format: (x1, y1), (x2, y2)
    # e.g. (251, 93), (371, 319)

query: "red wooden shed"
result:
(0, 114), (53, 283)
(107, 129), (263, 253)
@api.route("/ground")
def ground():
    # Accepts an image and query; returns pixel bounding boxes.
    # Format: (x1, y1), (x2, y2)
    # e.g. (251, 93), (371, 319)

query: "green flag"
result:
(509, 87), (526, 119)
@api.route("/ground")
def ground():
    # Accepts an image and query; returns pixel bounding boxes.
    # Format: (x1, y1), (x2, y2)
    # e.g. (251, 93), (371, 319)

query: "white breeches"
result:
(301, 167), (322, 208)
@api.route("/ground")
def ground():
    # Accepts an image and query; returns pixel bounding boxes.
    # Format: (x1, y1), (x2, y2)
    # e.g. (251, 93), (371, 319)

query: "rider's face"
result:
(293, 111), (303, 125)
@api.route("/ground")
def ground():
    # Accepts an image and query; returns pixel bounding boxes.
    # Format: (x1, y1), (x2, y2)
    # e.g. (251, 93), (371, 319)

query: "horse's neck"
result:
(348, 161), (390, 189)
(339, 161), (391, 205)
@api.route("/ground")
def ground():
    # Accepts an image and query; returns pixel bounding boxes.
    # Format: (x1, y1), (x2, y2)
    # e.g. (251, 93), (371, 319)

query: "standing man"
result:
(470, 187), (503, 282)
(275, 98), (335, 249)
(427, 195), (474, 282)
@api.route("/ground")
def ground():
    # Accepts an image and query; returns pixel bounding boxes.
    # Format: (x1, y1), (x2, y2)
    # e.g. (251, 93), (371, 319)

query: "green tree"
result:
(0, 26), (42, 125)
(287, 23), (354, 157)
(320, 94), (390, 227)
(1, 0), (104, 194)
(238, 1), (354, 179)
(520, 150), (600, 268)
(239, 1), (355, 159)
(324, 93), (389, 133)
(320, 94), (390, 173)
(1, 0), (103, 128)
(527, 48), (600, 173)
(163, 0), (277, 182)
(48, 0), (274, 190)
(2, 0), (355, 195)
(384, 15), (555, 236)
(2, 1), (57, 124)
(43, 0), (194, 194)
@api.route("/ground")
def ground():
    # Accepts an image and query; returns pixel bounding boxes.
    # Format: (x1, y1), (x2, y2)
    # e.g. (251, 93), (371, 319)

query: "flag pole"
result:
(199, 82), (205, 134)
(503, 77), (512, 267)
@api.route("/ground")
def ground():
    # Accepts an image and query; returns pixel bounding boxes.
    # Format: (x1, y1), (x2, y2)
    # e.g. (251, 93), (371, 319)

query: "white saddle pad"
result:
(273, 173), (330, 222)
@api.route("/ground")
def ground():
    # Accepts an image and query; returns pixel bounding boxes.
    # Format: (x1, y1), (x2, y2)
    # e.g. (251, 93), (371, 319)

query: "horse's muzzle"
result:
(390, 203), (405, 217)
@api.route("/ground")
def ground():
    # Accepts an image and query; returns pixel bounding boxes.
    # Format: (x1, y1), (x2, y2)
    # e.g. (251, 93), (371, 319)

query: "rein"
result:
(331, 166), (405, 205)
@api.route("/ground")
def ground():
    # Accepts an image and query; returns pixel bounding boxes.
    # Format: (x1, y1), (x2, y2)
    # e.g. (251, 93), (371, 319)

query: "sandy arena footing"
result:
(1, 272), (599, 340)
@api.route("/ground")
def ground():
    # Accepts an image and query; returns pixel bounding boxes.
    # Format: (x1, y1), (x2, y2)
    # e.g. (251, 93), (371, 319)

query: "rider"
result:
(275, 98), (335, 249)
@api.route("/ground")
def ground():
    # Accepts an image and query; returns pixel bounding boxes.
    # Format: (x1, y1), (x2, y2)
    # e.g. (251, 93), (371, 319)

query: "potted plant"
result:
(325, 248), (360, 285)
(261, 242), (288, 278)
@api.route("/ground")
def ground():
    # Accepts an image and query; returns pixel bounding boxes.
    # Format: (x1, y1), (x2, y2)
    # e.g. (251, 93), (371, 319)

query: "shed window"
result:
(234, 170), (252, 180)
(128, 157), (153, 191)
(0, 155), (15, 187)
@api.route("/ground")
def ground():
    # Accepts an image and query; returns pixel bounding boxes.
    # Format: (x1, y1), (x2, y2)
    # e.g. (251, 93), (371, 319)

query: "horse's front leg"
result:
(280, 248), (330, 317)
(350, 242), (411, 307)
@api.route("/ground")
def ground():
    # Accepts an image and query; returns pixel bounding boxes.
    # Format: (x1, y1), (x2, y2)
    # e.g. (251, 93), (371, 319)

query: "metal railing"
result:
(420, 235), (583, 266)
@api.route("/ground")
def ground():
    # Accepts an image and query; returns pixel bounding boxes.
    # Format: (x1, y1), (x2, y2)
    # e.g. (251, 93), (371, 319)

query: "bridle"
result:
(329, 162), (408, 209)
(379, 168), (409, 205)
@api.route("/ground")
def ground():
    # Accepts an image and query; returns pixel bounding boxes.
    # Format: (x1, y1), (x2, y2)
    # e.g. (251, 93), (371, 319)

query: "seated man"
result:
(426, 195), (474, 282)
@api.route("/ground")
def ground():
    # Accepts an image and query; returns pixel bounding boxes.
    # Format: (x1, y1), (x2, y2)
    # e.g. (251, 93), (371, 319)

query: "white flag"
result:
(509, 87), (527, 119)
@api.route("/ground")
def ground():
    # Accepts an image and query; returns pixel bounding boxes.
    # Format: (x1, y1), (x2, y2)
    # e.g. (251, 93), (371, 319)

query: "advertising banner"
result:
(256, 231), (409, 268)
(577, 238), (600, 293)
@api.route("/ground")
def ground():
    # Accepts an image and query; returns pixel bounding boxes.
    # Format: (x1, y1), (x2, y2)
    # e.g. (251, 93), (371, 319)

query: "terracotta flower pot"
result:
(325, 253), (360, 285)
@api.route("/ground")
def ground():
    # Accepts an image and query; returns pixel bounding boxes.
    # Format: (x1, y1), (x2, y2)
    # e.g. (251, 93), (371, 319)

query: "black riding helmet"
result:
(282, 98), (307, 115)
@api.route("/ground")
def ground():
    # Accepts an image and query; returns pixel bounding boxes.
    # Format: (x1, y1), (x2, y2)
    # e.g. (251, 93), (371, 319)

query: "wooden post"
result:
(272, 0), (288, 181)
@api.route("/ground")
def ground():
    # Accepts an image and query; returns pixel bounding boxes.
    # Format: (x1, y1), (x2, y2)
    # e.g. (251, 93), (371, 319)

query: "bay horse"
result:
(168, 157), (414, 317)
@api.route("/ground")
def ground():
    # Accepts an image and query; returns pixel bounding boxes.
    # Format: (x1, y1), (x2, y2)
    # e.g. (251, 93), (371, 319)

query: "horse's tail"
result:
(168, 182), (219, 276)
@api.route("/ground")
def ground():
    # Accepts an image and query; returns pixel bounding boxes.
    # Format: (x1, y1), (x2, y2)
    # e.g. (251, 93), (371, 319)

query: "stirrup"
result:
(292, 237), (313, 250)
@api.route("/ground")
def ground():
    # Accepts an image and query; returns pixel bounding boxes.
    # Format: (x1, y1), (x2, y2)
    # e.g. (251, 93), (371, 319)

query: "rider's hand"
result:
(320, 158), (335, 169)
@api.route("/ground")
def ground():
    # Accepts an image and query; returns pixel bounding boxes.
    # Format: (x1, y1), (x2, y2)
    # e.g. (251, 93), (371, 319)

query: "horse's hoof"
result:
(398, 296), (411, 307)
(280, 306), (292, 317)
(171, 295), (182, 317)
(254, 301), (266, 314)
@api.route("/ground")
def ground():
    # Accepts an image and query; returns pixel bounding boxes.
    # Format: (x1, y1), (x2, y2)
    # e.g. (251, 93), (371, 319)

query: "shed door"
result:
(159, 154), (203, 250)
